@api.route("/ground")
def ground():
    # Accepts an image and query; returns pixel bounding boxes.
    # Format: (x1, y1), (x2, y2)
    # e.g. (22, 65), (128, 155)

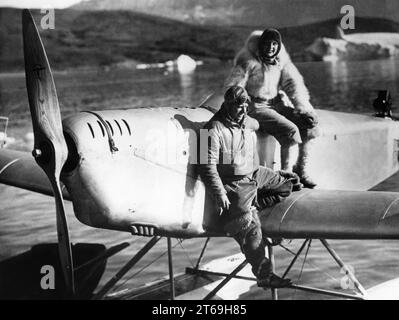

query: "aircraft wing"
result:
(0, 148), (70, 200)
(259, 188), (399, 239)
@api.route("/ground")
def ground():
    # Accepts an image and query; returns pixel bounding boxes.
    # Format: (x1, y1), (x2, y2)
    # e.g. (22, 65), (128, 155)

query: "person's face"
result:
(261, 40), (279, 58)
(228, 99), (248, 122)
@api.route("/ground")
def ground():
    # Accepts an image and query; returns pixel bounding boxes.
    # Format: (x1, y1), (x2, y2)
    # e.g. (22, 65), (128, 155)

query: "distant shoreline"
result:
(1, 8), (398, 72)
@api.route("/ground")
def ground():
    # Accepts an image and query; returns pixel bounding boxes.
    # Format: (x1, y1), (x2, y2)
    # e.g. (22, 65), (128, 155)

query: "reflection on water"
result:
(300, 58), (399, 113)
(1, 58), (398, 132)
(329, 60), (349, 86)
(179, 71), (196, 105)
(1, 58), (399, 299)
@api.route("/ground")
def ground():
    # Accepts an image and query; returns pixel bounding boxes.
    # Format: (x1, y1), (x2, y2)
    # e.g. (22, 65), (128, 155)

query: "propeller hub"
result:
(32, 148), (42, 158)
(31, 142), (52, 165)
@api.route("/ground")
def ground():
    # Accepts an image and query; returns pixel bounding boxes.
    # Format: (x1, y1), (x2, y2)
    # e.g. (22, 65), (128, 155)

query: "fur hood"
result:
(234, 30), (291, 67)
(225, 30), (314, 112)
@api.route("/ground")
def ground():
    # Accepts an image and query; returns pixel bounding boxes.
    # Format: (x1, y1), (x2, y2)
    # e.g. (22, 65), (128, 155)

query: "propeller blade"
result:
(22, 9), (75, 296)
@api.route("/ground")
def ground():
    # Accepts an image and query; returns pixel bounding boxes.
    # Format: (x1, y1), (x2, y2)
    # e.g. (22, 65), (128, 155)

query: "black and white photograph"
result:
(1, 0), (399, 303)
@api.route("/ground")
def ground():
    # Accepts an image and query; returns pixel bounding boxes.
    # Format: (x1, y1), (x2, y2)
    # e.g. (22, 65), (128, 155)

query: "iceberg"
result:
(176, 54), (197, 74)
(306, 27), (399, 61)
(135, 55), (201, 73)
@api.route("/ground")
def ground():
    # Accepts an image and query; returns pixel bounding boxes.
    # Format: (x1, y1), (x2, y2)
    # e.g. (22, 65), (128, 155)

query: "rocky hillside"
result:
(72, 0), (399, 27)
(1, 8), (398, 72)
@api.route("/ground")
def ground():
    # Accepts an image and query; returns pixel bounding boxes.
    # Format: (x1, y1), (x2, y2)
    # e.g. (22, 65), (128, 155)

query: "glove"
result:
(257, 179), (293, 209)
(294, 104), (319, 128)
(278, 170), (303, 192)
(298, 110), (318, 128)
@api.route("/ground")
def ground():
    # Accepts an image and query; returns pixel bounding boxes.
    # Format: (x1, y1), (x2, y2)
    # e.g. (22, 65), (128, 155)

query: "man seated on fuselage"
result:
(200, 85), (300, 288)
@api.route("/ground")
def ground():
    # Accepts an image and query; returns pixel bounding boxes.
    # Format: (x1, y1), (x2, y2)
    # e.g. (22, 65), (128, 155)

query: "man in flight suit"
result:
(200, 85), (300, 287)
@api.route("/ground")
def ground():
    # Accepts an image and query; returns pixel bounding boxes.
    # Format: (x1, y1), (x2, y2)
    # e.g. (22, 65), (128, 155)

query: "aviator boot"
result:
(253, 258), (292, 289)
(293, 142), (317, 189)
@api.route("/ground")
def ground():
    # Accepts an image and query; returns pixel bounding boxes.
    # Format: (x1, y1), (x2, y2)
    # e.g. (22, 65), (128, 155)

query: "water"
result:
(1, 59), (399, 299)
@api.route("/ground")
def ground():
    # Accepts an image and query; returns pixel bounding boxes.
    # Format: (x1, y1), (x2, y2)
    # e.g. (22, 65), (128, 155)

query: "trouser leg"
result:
(233, 211), (291, 288)
(233, 216), (266, 276)
(226, 172), (292, 288)
(222, 179), (268, 277)
(248, 105), (302, 147)
(271, 103), (318, 188)
(249, 104), (301, 175)
(280, 144), (299, 172)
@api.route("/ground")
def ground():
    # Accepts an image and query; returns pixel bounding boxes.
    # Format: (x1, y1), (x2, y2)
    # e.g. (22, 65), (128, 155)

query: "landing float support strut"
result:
(93, 236), (162, 299)
(188, 238), (368, 300)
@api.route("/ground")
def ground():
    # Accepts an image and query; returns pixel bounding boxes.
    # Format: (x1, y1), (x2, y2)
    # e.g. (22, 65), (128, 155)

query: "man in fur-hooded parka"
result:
(224, 28), (319, 188)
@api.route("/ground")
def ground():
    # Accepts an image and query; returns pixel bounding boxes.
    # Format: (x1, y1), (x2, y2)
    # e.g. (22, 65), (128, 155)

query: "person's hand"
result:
(216, 193), (231, 211)
(294, 107), (318, 128)
(303, 110), (318, 126)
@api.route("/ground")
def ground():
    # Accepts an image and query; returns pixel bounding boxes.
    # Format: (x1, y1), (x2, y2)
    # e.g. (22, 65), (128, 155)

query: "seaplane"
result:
(1, 9), (399, 300)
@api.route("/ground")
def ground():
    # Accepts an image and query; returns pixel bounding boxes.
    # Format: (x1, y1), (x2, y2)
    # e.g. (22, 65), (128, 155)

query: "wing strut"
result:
(319, 239), (368, 297)
(92, 236), (162, 300)
(167, 237), (176, 299)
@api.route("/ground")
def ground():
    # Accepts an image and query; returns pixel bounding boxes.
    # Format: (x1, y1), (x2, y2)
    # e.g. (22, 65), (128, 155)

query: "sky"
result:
(0, 0), (82, 8)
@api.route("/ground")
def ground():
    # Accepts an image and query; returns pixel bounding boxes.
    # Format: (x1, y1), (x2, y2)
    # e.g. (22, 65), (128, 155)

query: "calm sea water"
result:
(1, 58), (399, 299)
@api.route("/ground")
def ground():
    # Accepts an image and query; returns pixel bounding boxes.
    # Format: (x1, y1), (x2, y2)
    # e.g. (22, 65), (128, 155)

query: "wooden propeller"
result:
(22, 9), (75, 296)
